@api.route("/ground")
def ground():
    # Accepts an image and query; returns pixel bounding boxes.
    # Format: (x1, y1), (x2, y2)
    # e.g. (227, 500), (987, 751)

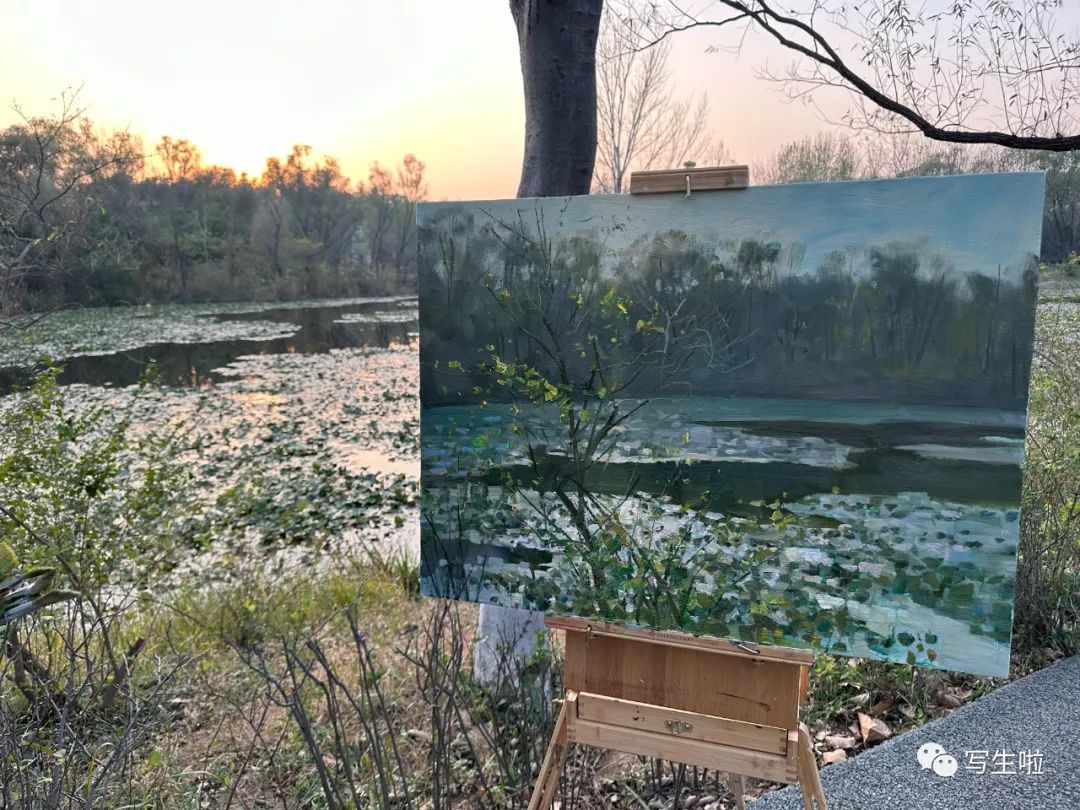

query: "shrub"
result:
(0, 367), (195, 808)
(1014, 270), (1080, 662)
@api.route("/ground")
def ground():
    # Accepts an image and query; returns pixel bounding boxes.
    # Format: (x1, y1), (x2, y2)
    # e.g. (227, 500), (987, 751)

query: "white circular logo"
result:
(917, 742), (946, 770)
(932, 754), (959, 777)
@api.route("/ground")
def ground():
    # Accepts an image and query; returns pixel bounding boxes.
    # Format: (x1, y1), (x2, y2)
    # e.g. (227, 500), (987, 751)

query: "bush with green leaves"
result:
(0, 365), (199, 589)
(467, 489), (866, 651)
(0, 367), (197, 808)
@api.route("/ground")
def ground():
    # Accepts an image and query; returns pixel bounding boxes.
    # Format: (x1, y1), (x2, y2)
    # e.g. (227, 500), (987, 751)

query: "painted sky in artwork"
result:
(420, 172), (1046, 281)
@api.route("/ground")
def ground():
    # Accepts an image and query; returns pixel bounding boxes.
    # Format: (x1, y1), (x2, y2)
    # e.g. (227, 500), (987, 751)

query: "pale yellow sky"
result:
(4, 1), (1065, 200)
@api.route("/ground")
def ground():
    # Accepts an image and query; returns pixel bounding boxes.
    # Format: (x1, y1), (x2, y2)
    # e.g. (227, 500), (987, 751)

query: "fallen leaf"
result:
(857, 712), (892, 744)
(824, 734), (858, 750)
(868, 695), (894, 717)
(937, 691), (964, 709)
(822, 750), (848, 765)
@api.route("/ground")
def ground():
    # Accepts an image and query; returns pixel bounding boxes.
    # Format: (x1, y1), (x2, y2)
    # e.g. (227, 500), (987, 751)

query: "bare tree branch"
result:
(0, 87), (142, 317)
(595, 1), (733, 192)
(621, 0), (1080, 151)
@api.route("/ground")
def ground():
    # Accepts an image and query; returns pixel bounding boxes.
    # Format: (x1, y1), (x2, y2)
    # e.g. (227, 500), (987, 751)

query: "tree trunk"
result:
(511, 0), (602, 198)
(474, 0), (603, 689)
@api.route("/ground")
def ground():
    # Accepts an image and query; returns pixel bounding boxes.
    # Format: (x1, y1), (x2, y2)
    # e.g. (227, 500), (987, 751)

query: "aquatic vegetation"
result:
(335, 309), (419, 324)
(0, 306), (296, 368)
(1036, 299), (1080, 347)
(423, 484), (1016, 673)
(48, 344), (421, 583)
(0, 295), (415, 368)
(0, 299), (422, 584)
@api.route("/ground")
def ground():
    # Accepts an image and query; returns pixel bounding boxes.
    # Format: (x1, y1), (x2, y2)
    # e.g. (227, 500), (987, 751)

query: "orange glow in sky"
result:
(2, 0), (1030, 200)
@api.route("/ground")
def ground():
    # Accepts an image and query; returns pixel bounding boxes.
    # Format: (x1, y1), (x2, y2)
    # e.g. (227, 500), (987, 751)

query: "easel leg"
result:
(797, 722), (828, 810)
(528, 692), (574, 810)
(726, 773), (745, 810)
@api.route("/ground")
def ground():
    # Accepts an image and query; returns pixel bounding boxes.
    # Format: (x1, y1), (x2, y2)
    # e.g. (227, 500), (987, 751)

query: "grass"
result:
(804, 654), (1001, 734)
(123, 558), (435, 807)
(1, 277), (1076, 808)
(155, 557), (413, 654)
(33, 541), (1035, 809)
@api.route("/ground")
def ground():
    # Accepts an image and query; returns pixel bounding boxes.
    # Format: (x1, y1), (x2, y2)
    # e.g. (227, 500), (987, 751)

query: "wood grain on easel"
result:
(527, 693), (573, 810)
(563, 628), (803, 728)
(532, 616), (826, 809)
(576, 693), (789, 754)
(569, 717), (798, 783)
(798, 723), (828, 809)
(549, 616), (813, 665)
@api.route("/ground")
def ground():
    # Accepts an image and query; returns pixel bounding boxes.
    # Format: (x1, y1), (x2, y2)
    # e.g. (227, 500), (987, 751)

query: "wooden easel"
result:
(529, 618), (825, 810)
(528, 164), (827, 810)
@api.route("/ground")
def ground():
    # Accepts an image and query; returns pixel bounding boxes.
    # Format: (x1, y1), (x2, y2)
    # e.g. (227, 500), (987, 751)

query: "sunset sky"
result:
(3, 1), (1074, 200)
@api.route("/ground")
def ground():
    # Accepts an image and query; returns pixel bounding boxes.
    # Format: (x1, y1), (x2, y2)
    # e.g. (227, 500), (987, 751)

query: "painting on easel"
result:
(418, 172), (1045, 677)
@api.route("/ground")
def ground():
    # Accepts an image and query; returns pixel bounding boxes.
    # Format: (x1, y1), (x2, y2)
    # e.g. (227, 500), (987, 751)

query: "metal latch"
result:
(665, 719), (693, 735)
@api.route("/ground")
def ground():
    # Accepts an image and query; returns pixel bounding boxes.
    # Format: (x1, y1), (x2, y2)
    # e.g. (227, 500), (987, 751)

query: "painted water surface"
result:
(422, 399), (1020, 673)
(418, 174), (1045, 676)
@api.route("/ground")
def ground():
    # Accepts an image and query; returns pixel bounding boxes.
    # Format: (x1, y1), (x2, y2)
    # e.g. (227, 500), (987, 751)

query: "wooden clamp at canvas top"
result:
(629, 163), (750, 195)
(530, 617), (826, 810)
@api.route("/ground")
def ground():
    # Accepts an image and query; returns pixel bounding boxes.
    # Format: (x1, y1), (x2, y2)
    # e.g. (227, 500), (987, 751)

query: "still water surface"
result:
(0, 298), (417, 391)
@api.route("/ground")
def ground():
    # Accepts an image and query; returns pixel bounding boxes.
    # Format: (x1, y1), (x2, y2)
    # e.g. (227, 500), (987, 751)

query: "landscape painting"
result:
(418, 172), (1045, 677)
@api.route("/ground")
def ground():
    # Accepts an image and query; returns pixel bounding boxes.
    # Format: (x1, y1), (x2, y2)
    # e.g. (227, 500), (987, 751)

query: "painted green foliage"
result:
(419, 175), (1044, 677)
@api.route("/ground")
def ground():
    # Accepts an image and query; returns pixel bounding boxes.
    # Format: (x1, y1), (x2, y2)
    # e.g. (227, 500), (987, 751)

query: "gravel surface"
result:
(753, 655), (1080, 809)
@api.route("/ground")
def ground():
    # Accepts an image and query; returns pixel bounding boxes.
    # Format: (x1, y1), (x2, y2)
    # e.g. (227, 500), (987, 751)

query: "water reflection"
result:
(0, 301), (417, 391)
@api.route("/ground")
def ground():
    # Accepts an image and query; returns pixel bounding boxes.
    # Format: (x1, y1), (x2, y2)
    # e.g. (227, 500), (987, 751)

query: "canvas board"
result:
(418, 173), (1045, 677)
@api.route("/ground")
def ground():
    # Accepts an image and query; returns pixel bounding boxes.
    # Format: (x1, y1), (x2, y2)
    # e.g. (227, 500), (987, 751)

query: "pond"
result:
(0, 296), (418, 392)
(0, 297), (422, 583)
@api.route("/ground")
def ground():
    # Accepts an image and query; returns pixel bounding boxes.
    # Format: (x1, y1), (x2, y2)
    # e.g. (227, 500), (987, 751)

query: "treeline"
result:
(420, 214), (1036, 408)
(755, 131), (1080, 262)
(0, 94), (423, 315)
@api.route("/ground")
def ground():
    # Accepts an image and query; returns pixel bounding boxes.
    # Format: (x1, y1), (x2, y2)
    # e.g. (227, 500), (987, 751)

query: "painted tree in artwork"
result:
(421, 190), (1036, 666)
(473, 230), (752, 618)
(421, 217), (885, 644)
(479, 224), (737, 544)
